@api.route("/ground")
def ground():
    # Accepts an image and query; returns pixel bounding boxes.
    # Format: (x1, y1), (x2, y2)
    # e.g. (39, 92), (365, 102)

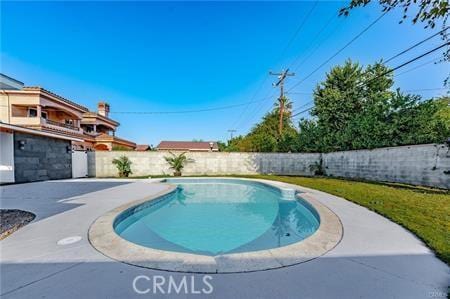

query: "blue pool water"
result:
(114, 179), (320, 256)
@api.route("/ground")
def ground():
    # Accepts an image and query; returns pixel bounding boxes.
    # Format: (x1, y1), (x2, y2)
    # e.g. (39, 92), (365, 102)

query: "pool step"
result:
(279, 188), (296, 201)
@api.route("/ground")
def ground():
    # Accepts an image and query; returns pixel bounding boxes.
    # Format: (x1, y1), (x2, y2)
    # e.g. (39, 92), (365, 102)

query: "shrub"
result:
(164, 152), (188, 176)
(112, 145), (133, 151)
(112, 156), (133, 177)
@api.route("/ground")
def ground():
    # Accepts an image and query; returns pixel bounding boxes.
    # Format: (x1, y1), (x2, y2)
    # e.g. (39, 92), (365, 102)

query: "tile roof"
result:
(22, 86), (89, 112)
(157, 141), (219, 151)
(82, 111), (120, 126)
(135, 144), (150, 151)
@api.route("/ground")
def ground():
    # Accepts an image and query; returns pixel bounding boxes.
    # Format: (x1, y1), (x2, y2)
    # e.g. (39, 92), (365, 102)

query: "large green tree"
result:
(297, 60), (450, 152)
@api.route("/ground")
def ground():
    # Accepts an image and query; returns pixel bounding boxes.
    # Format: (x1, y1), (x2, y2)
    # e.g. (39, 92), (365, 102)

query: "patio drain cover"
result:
(57, 236), (82, 245)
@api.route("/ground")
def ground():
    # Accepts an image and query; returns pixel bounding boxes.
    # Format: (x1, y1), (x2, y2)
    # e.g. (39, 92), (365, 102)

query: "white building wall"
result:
(0, 131), (15, 183)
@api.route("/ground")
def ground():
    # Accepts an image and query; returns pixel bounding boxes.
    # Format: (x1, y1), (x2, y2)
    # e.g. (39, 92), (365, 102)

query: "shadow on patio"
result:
(0, 253), (448, 299)
(0, 180), (130, 221)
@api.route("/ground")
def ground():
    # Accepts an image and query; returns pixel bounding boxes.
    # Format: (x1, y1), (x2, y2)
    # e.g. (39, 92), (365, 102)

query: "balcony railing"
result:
(44, 118), (79, 131)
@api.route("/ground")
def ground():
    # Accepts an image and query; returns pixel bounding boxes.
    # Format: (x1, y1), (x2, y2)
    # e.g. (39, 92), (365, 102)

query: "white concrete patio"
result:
(0, 178), (448, 299)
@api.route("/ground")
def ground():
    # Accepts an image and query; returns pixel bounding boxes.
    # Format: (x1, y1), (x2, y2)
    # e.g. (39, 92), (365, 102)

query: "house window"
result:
(41, 111), (48, 119)
(85, 125), (94, 133)
(28, 108), (37, 117)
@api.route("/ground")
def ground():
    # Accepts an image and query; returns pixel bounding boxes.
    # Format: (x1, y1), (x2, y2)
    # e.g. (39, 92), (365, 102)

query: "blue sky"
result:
(1, 1), (448, 146)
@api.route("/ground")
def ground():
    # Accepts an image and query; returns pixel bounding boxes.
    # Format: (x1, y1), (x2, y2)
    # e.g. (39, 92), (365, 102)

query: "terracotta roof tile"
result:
(157, 141), (219, 151)
(135, 144), (150, 151)
(23, 86), (89, 112)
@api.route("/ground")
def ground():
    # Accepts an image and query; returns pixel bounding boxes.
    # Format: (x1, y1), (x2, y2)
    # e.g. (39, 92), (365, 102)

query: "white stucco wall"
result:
(88, 151), (321, 178)
(88, 144), (450, 189)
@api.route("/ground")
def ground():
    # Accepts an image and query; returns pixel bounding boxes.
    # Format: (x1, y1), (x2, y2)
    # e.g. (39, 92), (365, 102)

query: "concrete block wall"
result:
(88, 144), (450, 189)
(14, 132), (72, 183)
(88, 151), (321, 177)
(322, 144), (450, 189)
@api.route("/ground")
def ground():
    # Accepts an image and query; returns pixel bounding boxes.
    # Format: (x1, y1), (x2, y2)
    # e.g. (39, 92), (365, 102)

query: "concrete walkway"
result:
(0, 179), (448, 299)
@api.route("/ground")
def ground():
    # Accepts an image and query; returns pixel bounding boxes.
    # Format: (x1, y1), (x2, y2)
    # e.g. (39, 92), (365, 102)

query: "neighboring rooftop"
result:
(22, 86), (89, 112)
(0, 73), (24, 90)
(156, 141), (219, 152)
(135, 144), (150, 151)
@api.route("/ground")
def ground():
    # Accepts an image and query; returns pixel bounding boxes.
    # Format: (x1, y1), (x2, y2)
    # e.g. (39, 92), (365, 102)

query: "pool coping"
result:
(88, 177), (343, 273)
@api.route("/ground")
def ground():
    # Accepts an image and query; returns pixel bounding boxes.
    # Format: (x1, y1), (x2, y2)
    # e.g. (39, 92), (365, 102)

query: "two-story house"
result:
(0, 74), (136, 151)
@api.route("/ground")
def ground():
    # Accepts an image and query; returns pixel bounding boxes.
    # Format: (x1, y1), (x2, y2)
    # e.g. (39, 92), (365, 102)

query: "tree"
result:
(340, 0), (449, 29)
(226, 98), (298, 152)
(297, 60), (449, 152)
(305, 60), (394, 151)
(433, 96), (450, 130)
(217, 141), (227, 151)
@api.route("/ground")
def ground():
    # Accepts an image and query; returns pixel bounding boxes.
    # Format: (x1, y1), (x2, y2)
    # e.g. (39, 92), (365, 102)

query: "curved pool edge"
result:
(88, 177), (343, 273)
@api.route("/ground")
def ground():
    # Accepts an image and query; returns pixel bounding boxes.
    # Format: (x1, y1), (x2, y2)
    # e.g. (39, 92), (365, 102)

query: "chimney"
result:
(98, 102), (110, 117)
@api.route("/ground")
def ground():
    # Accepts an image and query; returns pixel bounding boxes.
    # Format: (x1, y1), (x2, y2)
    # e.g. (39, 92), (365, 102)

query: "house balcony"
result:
(10, 116), (83, 135)
(45, 119), (79, 131)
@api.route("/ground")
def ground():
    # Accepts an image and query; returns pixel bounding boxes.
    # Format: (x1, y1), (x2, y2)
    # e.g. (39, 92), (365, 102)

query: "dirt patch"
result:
(0, 209), (36, 240)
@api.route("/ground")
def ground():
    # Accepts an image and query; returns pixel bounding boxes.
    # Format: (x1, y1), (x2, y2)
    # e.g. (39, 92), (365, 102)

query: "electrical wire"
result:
(109, 95), (273, 115)
(288, 11), (387, 92)
(384, 26), (448, 64)
(290, 42), (449, 119)
(231, 1), (319, 130)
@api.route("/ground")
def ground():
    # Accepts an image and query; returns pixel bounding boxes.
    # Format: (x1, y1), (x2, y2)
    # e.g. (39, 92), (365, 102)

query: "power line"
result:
(288, 11), (387, 92)
(230, 76), (270, 130)
(394, 56), (441, 77)
(384, 26), (449, 64)
(404, 88), (449, 92)
(291, 106), (314, 118)
(242, 90), (278, 128)
(290, 25), (447, 93)
(280, 0), (319, 61)
(288, 11), (338, 71)
(292, 100), (314, 113)
(286, 91), (312, 95)
(364, 42), (449, 86)
(232, 1), (319, 130)
(110, 95), (273, 115)
(290, 42), (450, 119)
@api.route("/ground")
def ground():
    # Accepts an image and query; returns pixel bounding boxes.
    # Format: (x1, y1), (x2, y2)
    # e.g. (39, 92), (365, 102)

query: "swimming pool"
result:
(114, 178), (320, 256)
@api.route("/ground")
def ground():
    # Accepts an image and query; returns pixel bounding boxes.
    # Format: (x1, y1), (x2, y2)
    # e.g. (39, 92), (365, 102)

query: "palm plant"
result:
(164, 152), (188, 176)
(274, 96), (293, 117)
(112, 156), (133, 177)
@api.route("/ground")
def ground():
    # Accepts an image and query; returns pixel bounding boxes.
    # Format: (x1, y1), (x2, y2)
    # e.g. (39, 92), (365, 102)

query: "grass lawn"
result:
(237, 175), (450, 265)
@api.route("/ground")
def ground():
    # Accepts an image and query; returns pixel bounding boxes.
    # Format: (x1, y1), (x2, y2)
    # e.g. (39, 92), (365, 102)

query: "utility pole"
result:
(227, 129), (237, 140)
(270, 69), (295, 137)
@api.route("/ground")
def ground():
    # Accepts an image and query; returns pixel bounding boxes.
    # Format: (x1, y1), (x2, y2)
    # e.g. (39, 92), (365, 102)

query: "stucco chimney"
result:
(98, 102), (110, 117)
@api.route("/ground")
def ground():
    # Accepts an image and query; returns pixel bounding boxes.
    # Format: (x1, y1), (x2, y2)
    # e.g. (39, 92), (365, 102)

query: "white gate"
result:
(0, 131), (15, 183)
(72, 150), (88, 178)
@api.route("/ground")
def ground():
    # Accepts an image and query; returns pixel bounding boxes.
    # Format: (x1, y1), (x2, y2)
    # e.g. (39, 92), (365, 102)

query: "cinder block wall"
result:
(88, 143), (450, 189)
(88, 151), (321, 177)
(14, 132), (72, 183)
(322, 144), (450, 189)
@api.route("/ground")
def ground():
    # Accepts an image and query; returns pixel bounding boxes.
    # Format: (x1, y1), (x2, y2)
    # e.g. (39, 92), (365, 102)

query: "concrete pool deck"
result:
(0, 178), (448, 298)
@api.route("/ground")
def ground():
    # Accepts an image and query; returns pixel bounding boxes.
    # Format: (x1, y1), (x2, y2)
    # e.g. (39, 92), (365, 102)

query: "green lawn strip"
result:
(239, 175), (450, 265)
